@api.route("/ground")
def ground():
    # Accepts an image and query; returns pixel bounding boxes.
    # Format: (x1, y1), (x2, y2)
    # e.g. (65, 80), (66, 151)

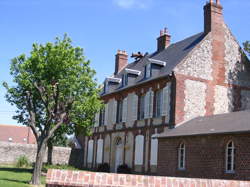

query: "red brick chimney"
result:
(204, 0), (223, 35)
(115, 50), (128, 75)
(157, 28), (171, 52)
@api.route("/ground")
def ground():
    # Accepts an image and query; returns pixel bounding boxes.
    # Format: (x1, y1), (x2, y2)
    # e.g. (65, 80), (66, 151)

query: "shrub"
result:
(117, 164), (131, 174)
(16, 155), (30, 168)
(97, 163), (110, 173)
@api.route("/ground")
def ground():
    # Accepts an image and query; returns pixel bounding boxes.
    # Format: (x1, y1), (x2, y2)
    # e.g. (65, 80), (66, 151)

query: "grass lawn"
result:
(0, 165), (45, 187)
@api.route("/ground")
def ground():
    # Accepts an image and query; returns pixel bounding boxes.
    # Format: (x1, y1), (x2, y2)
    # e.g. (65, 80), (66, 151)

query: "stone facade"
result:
(0, 141), (74, 165)
(184, 79), (206, 121)
(79, 0), (250, 177)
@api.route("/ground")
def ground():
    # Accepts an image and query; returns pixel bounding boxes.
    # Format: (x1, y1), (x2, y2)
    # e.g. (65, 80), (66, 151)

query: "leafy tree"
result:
(243, 41), (250, 57)
(3, 35), (102, 185)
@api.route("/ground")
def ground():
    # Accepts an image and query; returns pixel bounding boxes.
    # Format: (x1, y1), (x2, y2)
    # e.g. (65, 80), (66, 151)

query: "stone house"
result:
(78, 0), (250, 177)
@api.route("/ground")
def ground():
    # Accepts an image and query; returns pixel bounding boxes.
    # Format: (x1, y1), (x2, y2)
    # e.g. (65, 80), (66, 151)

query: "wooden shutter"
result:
(112, 100), (117, 124)
(104, 103), (109, 126)
(134, 135), (144, 165)
(150, 135), (158, 166)
(96, 139), (104, 164)
(149, 89), (154, 118)
(162, 82), (171, 116)
(94, 112), (100, 127)
(132, 93), (138, 121)
(144, 91), (150, 119)
(87, 140), (94, 164)
(122, 97), (128, 122)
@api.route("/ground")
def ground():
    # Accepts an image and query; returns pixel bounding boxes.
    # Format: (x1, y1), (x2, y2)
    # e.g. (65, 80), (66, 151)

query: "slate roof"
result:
(102, 32), (205, 95)
(157, 110), (250, 139)
(0, 124), (36, 144)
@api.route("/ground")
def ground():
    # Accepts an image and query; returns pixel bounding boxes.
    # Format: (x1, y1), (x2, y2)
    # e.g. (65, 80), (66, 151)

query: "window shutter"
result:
(96, 139), (103, 164)
(134, 135), (144, 165)
(132, 94), (138, 121)
(149, 90), (154, 118)
(87, 140), (94, 164)
(144, 92), (150, 119)
(122, 97), (128, 122)
(94, 112), (99, 127)
(112, 100), (117, 124)
(162, 83), (171, 116)
(104, 103), (109, 126)
(150, 135), (158, 166)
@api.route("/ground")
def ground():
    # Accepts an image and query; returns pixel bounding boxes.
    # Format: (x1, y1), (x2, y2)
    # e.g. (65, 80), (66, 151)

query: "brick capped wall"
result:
(46, 169), (250, 187)
(158, 133), (250, 180)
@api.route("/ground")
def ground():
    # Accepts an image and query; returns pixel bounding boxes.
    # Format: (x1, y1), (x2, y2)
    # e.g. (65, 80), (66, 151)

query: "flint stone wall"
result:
(0, 141), (82, 166)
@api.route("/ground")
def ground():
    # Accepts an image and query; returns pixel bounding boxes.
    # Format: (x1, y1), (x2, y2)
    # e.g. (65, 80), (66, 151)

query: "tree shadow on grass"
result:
(0, 178), (28, 184)
(0, 167), (33, 173)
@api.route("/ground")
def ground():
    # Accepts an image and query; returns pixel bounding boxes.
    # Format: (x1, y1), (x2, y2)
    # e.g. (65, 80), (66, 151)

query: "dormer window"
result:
(104, 77), (121, 94)
(104, 81), (108, 93)
(122, 74), (128, 87)
(145, 64), (151, 78)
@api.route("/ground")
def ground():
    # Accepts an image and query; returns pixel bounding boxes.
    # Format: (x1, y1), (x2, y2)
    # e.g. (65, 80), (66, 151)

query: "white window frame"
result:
(225, 141), (235, 173)
(178, 143), (185, 170)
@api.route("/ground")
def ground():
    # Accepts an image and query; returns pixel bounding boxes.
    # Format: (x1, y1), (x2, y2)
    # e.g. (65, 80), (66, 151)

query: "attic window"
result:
(145, 64), (151, 78)
(122, 74), (128, 86)
(125, 68), (141, 76)
(8, 137), (13, 142)
(148, 58), (166, 66)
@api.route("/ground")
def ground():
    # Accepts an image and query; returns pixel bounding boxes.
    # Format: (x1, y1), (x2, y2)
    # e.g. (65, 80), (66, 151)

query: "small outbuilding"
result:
(157, 110), (250, 180)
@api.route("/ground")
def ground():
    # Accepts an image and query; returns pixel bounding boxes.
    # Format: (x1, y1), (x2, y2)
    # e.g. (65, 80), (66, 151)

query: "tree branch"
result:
(26, 91), (39, 141)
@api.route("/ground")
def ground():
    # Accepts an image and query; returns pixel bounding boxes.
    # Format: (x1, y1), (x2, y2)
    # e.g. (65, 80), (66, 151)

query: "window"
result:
(104, 81), (108, 93)
(99, 108), (105, 126)
(144, 64), (151, 78)
(178, 143), (185, 170)
(116, 100), (123, 123)
(226, 141), (235, 173)
(138, 95), (145, 120)
(154, 89), (163, 117)
(122, 74), (128, 86)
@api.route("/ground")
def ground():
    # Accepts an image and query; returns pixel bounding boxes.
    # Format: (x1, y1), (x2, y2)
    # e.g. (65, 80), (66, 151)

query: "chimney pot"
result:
(157, 27), (171, 52)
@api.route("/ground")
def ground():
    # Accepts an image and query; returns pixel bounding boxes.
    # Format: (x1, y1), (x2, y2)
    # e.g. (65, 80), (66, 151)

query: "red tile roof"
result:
(0, 124), (36, 144)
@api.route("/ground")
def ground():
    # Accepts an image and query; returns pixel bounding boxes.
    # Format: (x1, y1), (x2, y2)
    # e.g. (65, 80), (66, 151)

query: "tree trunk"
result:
(47, 140), (53, 165)
(31, 141), (47, 185)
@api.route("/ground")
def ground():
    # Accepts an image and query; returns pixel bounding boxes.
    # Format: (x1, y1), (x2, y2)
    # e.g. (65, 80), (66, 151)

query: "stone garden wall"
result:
(0, 141), (83, 166)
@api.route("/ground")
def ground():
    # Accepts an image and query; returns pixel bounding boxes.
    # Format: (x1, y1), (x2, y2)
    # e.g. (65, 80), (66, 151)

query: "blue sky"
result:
(0, 0), (250, 125)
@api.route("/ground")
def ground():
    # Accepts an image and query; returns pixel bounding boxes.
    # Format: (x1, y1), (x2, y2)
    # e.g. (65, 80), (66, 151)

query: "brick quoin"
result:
(46, 169), (250, 187)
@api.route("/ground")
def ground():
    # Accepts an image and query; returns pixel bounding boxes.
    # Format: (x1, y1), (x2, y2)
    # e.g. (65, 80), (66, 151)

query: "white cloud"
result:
(113, 0), (152, 9)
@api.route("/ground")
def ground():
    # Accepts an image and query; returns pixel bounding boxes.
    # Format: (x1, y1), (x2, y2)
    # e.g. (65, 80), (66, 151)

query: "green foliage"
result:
(15, 156), (30, 168)
(3, 34), (102, 141)
(3, 34), (102, 184)
(42, 164), (79, 173)
(243, 41), (250, 57)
